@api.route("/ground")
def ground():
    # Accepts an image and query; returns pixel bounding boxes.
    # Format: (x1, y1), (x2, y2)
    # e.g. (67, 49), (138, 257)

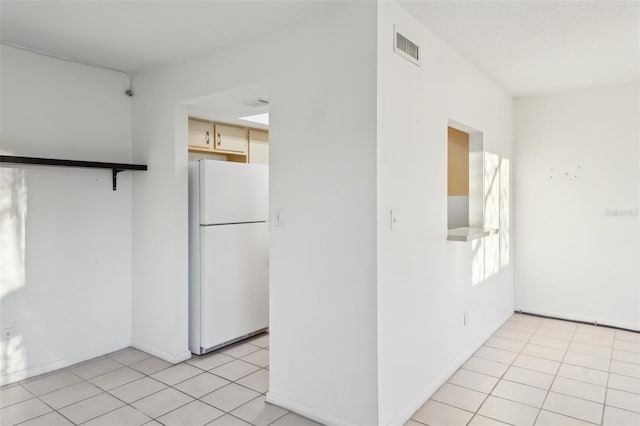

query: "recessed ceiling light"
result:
(238, 113), (269, 125)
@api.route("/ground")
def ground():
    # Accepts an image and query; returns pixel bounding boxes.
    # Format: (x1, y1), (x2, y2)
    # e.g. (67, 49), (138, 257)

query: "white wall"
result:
(130, 3), (379, 424)
(376, 3), (515, 424)
(0, 45), (133, 384)
(515, 82), (640, 330)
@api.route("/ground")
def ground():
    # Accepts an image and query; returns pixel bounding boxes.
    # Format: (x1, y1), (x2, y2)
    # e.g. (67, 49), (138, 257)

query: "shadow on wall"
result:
(472, 153), (509, 285)
(0, 166), (27, 383)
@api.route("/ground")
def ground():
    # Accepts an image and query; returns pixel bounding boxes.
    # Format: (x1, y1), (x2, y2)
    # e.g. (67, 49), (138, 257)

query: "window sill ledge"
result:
(447, 227), (498, 242)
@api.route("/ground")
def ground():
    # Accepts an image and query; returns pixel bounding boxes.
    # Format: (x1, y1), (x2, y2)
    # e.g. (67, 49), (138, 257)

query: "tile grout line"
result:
(465, 314), (543, 426)
(531, 319), (577, 426)
(601, 331), (618, 425)
(147, 339), (271, 425)
(112, 357), (270, 424)
(498, 315), (547, 426)
(10, 360), (136, 426)
(539, 323), (620, 425)
(0, 337), (268, 426)
(469, 316), (616, 426)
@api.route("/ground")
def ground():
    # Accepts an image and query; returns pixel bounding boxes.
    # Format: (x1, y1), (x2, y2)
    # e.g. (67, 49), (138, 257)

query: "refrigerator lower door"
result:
(200, 222), (269, 352)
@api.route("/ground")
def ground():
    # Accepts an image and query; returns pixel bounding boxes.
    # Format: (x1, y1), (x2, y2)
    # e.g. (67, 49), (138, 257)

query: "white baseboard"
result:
(0, 339), (130, 386)
(131, 340), (192, 364)
(515, 306), (640, 332)
(266, 391), (356, 426)
(387, 310), (513, 426)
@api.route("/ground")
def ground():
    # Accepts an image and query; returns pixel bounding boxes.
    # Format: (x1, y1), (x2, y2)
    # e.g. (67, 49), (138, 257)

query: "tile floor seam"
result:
(145, 400), (211, 424)
(0, 386), (37, 410)
(109, 381), (169, 405)
(545, 385), (606, 405)
(70, 385), (140, 425)
(208, 366), (266, 385)
(12, 407), (57, 426)
(598, 360), (640, 380)
(87, 367), (145, 392)
(263, 406), (289, 426)
(532, 318), (575, 426)
(37, 385), (102, 411)
(170, 373), (266, 401)
(491, 378), (554, 408)
(603, 403), (640, 416)
(601, 334), (616, 425)
(542, 391), (606, 425)
(555, 367), (608, 386)
(20, 369), (86, 396)
(143, 386), (200, 420)
(129, 360), (175, 376)
(189, 359), (235, 373)
(467, 315), (543, 426)
(437, 379), (492, 397)
(540, 323), (621, 426)
(196, 386), (260, 414)
(227, 411), (260, 425)
(474, 396), (524, 426)
(31, 392), (77, 425)
(213, 393), (264, 418)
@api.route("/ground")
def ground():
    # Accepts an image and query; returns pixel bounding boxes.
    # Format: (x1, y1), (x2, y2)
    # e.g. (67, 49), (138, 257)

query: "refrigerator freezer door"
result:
(200, 222), (269, 351)
(199, 160), (268, 225)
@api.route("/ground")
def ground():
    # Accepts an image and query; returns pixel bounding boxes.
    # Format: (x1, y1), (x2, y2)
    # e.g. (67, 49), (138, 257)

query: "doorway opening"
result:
(178, 82), (271, 357)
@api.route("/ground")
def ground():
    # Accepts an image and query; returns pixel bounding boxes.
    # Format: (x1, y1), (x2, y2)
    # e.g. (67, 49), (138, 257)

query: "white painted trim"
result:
(387, 311), (512, 426)
(266, 391), (356, 426)
(515, 307), (640, 332)
(131, 340), (192, 364)
(0, 339), (130, 386)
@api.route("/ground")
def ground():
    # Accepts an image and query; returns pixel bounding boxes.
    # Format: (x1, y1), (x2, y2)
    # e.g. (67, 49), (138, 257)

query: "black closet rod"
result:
(0, 155), (148, 190)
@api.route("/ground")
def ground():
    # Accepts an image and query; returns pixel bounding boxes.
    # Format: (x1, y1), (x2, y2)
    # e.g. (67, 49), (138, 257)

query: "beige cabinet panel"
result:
(249, 142), (269, 165)
(189, 118), (214, 150)
(215, 124), (248, 154)
(249, 129), (269, 165)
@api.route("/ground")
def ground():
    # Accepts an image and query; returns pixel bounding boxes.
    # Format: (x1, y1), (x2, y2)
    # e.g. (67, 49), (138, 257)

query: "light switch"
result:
(390, 209), (399, 231)
(273, 208), (285, 227)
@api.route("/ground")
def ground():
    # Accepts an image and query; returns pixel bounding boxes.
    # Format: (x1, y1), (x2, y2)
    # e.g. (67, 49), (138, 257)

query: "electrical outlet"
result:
(3, 327), (15, 342)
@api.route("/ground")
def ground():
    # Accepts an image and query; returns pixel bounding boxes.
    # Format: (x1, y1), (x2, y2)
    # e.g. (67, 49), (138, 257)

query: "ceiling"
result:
(399, 1), (639, 96)
(185, 82), (270, 130)
(0, 0), (333, 73)
(2, 1), (638, 96)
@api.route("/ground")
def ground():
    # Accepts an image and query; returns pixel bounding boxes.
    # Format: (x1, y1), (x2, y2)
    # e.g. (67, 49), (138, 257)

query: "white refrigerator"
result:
(188, 159), (269, 355)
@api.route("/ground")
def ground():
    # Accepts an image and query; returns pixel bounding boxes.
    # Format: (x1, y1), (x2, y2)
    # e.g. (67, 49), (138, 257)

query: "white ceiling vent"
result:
(394, 25), (420, 66)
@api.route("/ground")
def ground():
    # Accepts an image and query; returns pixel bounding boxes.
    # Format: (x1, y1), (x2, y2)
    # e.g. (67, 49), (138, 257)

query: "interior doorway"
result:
(178, 82), (272, 357)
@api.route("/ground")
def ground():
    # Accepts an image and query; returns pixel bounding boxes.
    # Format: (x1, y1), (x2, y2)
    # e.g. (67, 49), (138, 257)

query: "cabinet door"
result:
(215, 124), (248, 154)
(249, 129), (269, 165)
(189, 119), (214, 150)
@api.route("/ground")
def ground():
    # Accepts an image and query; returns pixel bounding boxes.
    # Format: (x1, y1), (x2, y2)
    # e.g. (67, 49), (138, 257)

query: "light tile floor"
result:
(0, 333), (320, 426)
(3, 316), (639, 426)
(408, 314), (640, 426)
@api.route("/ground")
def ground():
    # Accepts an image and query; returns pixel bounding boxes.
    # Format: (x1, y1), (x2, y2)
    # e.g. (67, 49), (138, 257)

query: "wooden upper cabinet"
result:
(189, 118), (214, 150)
(215, 124), (248, 154)
(249, 129), (269, 165)
(188, 118), (267, 163)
